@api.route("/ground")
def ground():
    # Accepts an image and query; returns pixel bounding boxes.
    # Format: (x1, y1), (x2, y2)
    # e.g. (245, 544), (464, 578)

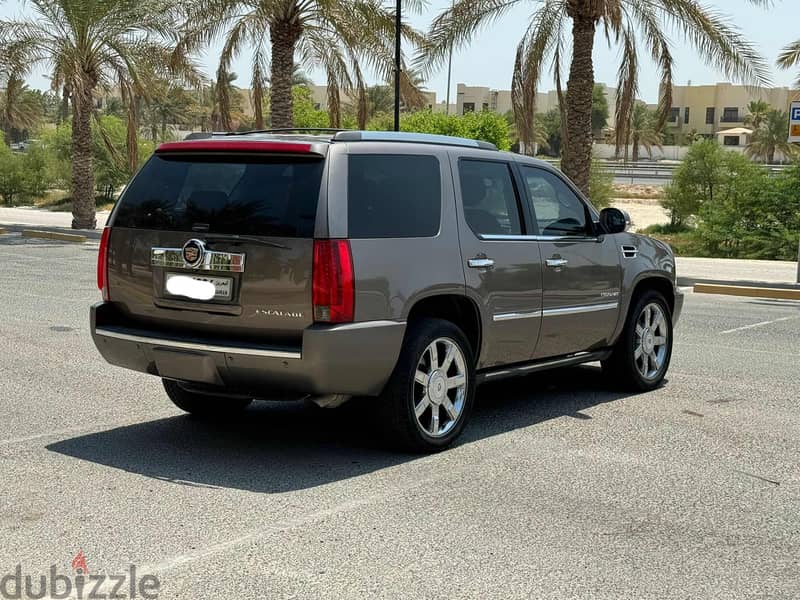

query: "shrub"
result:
(0, 144), (28, 205)
(588, 160), (613, 208)
(662, 139), (725, 226)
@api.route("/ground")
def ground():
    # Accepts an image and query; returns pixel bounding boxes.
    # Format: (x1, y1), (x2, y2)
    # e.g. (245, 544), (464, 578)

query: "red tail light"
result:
(312, 239), (354, 323)
(97, 226), (111, 301)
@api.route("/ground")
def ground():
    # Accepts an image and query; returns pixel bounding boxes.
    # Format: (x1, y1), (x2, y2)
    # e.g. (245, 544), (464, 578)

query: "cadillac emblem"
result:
(182, 239), (205, 267)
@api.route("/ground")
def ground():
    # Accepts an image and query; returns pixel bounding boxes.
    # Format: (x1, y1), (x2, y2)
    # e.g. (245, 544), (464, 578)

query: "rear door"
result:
(516, 164), (622, 359)
(451, 154), (543, 368)
(106, 144), (326, 347)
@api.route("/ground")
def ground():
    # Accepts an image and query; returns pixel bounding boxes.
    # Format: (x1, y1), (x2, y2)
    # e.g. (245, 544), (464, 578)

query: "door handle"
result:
(546, 258), (569, 268)
(468, 258), (495, 269)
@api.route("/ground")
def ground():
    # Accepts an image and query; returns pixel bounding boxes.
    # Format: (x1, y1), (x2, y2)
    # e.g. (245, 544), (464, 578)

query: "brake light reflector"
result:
(97, 226), (111, 301)
(312, 239), (354, 323)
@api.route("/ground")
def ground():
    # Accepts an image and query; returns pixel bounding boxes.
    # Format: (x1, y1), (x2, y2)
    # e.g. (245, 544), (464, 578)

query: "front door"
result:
(451, 155), (543, 368)
(517, 165), (622, 359)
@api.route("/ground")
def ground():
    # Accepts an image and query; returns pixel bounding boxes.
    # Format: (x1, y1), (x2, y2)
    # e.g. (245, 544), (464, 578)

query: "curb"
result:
(21, 229), (87, 243)
(0, 224), (102, 241)
(678, 276), (800, 291)
(694, 283), (800, 301)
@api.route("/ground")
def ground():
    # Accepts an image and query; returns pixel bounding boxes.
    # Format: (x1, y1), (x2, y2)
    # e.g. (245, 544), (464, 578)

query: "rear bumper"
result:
(90, 302), (405, 396)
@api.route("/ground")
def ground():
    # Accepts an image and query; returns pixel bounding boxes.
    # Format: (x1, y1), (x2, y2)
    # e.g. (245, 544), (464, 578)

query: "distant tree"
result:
(625, 104), (663, 162)
(746, 109), (798, 164)
(744, 99), (770, 130)
(592, 84), (609, 139)
(0, 76), (44, 144)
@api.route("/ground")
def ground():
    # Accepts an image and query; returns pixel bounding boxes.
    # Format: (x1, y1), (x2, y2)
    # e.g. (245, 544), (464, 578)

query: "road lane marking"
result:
(720, 316), (798, 334)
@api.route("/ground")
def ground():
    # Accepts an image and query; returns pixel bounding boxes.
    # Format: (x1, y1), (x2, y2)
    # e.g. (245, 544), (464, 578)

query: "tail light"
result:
(312, 239), (354, 323)
(97, 226), (111, 301)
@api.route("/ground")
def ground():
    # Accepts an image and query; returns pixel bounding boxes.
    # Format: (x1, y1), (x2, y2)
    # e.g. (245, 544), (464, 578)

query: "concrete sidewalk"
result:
(677, 257), (799, 289)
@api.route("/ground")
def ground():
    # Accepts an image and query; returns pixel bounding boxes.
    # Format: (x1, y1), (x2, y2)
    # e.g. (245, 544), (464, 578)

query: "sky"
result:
(1, 0), (798, 103)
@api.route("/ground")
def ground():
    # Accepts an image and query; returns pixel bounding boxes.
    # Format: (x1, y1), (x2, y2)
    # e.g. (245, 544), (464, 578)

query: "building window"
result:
(462, 102), (475, 114)
(723, 135), (740, 146)
(668, 107), (680, 122)
(706, 107), (715, 125)
(482, 102), (489, 112)
(722, 107), (740, 123)
(684, 107), (690, 124)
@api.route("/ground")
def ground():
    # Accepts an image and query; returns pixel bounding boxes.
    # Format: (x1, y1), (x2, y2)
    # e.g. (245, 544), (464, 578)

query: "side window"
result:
(348, 154), (441, 238)
(521, 167), (588, 237)
(458, 160), (523, 236)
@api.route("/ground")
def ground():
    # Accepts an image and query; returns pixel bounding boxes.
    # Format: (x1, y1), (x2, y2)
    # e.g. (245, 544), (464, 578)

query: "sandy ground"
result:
(611, 197), (669, 231)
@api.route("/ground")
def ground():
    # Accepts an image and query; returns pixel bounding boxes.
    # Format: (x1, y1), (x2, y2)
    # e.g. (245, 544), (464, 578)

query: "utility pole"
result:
(394, 0), (401, 132)
(445, 1), (453, 116)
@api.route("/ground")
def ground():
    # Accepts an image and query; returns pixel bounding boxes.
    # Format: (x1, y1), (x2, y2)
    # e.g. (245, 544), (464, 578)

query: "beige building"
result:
(455, 83), (618, 120)
(662, 82), (800, 136)
(309, 85), (438, 112)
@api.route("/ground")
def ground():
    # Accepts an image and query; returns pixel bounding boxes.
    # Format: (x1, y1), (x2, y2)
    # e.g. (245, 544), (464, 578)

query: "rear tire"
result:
(163, 379), (252, 417)
(603, 290), (673, 391)
(377, 318), (476, 453)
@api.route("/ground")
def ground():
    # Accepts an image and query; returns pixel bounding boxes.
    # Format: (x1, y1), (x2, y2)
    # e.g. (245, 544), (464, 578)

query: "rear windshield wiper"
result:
(200, 233), (290, 250)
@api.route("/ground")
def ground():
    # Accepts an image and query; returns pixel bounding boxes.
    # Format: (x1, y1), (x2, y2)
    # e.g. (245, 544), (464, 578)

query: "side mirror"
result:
(599, 207), (630, 234)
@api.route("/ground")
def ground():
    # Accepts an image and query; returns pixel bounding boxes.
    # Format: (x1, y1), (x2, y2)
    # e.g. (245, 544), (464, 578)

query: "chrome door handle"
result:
(546, 258), (569, 268)
(468, 258), (495, 269)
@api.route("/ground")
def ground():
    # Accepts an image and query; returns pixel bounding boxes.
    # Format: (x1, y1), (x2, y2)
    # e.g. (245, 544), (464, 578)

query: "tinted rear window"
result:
(347, 154), (441, 238)
(113, 155), (323, 237)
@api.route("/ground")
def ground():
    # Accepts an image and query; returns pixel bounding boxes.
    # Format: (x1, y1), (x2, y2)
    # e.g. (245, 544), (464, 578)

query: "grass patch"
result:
(34, 191), (115, 212)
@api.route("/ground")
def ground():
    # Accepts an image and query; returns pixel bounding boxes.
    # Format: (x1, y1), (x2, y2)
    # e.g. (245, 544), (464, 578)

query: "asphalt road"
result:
(1, 233), (799, 600)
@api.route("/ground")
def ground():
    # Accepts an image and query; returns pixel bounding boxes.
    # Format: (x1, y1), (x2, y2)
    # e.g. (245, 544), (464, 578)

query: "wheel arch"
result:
(612, 274), (675, 345)
(405, 294), (482, 364)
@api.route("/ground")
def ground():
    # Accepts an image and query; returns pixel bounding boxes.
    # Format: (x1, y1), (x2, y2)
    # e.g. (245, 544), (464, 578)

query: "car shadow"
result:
(46, 365), (640, 494)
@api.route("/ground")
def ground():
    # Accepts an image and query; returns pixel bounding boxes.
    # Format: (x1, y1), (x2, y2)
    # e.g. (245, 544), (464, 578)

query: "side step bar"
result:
(476, 349), (612, 384)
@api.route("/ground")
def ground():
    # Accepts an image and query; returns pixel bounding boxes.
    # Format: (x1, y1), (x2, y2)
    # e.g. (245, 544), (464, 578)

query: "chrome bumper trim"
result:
(94, 327), (301, 359)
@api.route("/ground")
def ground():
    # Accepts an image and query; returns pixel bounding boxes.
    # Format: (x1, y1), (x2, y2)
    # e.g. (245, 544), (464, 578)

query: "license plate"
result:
(165, 273), (233, 301)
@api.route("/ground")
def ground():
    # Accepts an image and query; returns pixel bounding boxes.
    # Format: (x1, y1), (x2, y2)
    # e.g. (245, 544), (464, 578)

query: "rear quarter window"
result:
(112, 155), (324, 237)
(347, 154), (441, 238)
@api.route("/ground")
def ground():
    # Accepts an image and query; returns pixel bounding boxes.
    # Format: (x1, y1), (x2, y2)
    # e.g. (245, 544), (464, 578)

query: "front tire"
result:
(378, 318), (476, 453)
(603, 290), (673, 391)
(163, 379), (253, 417)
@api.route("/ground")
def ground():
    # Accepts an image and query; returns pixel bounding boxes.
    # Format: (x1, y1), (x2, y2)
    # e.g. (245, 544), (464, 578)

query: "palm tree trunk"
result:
(768, 147), (775, 164)
(562, 14), (596, 195)
(632, 133), (639, 162)
(126, 97), (139, 174)
(71, 88), (96, 230)
(269, 20), (301, 129)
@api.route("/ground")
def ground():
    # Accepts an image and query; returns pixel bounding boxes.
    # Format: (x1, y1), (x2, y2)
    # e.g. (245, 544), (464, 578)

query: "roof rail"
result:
(229, 128), (351, 136)
(333, 130), (498, 151)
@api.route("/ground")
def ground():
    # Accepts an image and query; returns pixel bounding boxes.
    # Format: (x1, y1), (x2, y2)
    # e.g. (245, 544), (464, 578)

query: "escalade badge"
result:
(182, 239), (205, 268)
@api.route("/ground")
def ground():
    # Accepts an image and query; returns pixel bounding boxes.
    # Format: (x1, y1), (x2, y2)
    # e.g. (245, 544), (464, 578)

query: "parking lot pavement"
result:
(1, 233), (799, 599)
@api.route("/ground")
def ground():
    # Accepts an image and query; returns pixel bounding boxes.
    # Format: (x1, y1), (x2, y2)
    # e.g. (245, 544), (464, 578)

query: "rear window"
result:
(347, 154), (441, 238)
(113, 155), (324, 237)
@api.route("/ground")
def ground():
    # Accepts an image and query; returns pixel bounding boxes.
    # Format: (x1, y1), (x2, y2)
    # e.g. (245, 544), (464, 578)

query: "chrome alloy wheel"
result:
(413, 337), (467, 437)
(635, 302), (669, 380)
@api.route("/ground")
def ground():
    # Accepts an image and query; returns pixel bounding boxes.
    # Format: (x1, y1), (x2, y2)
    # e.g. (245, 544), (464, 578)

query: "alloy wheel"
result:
(413, 337), (467, 437)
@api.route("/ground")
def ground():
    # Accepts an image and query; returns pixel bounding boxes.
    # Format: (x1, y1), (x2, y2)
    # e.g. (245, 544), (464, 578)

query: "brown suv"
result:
(91, 130), (683, 452)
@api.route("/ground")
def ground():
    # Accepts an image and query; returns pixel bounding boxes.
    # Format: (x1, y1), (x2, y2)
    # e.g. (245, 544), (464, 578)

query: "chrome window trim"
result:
(479, 234), (600, 243)
(151, 248), (246, 273)
(493, 310), (543, 322)
(94, 327), (301, 359)
(542, 302), (619, 317)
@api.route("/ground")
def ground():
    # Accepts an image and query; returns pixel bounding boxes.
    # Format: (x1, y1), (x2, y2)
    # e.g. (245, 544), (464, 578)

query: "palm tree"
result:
(778, 39), (800, 87)
(0, 0), (196, 229)
(744, 99), (770, 130)
(0, 75), (43, 144)
(179, 0), (424, 130)
(423, 0), (771, 195)
(625, 103), (662, 162)
(746, 109), (797, 164)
